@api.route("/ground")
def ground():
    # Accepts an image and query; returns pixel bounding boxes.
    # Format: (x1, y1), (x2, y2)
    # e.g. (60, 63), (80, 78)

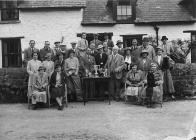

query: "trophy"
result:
(94, 65), (100, 77)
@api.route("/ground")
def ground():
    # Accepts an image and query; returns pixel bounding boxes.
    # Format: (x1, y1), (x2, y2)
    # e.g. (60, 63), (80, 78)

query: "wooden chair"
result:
(28, 85), (50, 109)
(47, 84), (68, 108)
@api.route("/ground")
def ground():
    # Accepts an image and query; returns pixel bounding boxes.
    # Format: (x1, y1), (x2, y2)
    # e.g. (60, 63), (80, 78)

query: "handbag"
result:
(126, 87), (139, 96)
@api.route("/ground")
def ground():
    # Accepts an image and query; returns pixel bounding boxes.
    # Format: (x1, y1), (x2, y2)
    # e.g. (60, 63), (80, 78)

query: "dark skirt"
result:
(50, 86), (65, 99)
(67, 75), (82, 95)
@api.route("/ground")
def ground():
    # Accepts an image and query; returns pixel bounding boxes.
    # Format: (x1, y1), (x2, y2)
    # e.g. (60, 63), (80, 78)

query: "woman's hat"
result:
(38, 66), (45, 71)
(161, 36), (168, 41)
(140, 50), (149, 56)
(68, 49), (75, 57)
(151, 62), (158, 67)
(124, 47), (132, 52)
(116, 40), (123, 45)
(97, 45), (104, 50)
(113, 46), (119, 50)
(156, 46), (164, 51)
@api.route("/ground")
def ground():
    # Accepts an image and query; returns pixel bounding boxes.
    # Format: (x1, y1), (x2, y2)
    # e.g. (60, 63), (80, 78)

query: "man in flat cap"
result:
(90, 33), (102, 50)
(116, 40), (124, 56)
(139, 37), (156, 61)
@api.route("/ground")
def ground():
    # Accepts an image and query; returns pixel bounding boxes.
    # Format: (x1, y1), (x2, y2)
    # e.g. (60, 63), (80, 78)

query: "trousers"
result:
(109, 73), (121, 98)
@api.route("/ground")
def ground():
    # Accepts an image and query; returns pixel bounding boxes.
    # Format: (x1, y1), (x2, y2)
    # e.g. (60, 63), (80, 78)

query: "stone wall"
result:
(0, 63), (196, 103)
(0, 68), (28, 103)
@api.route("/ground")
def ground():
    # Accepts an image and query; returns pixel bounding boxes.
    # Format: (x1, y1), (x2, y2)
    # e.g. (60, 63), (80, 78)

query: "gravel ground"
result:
(0, 100), (196, 140)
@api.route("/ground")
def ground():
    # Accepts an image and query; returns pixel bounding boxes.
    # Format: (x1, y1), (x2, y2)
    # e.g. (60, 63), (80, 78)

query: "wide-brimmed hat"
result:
(97, 45), (104, 50)
(70, 41), (77, 44)
(140, 50), (149, 56)
(38, 66), (45, 71)
(161, 36), (168, 41)
(124, 47), (132, 52)
(116, 40), (123, 45)
(142, 37), (149, 42)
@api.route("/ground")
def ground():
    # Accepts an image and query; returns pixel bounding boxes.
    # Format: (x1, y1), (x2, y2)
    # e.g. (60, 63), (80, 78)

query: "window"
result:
(2, 38), (22, 67)
(117, 0), (132, 22)
(1, 0), (19, 21)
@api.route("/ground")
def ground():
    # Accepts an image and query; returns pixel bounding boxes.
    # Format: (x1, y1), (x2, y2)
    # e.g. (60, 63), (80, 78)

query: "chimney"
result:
(131, 0), (137, 21)
(193, 0), (196, 18)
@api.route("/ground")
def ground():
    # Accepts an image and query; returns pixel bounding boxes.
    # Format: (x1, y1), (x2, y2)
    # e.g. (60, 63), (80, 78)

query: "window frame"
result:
(1, 8), (19, 21)
(2, 38), (22, 68)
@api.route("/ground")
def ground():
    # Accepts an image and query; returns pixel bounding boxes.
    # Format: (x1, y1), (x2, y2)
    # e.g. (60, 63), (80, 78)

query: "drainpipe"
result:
(153, 25), (159, 47)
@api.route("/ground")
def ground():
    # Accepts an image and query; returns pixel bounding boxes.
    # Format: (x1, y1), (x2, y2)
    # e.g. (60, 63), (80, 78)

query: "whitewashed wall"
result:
(0, 8), (196, 68)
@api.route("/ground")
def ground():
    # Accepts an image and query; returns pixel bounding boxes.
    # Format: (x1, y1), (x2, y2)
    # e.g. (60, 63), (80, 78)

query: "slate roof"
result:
(81, 0), (116, 25)
(82, 0), (195, 25)
(135, 0), (195, 23)
(18, 0), (86, 9)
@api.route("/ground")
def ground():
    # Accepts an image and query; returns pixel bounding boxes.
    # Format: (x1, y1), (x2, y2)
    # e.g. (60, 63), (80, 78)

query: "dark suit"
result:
(95, 53), (108, 68)
(39, 47), (54, 61)
(118, 48), (125, 56)
(24, 47), (39, 62)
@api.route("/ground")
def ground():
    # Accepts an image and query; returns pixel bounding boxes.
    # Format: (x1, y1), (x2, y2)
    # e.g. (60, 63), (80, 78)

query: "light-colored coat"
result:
(105, 54), (124, 79)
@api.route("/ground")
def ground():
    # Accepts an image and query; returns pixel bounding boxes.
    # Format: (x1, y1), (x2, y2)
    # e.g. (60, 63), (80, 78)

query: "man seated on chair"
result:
(50, 64), (67, 110)
(143, 63), (163, 108)
(31, 66), (48, 110)
(125, 64), (145, 103)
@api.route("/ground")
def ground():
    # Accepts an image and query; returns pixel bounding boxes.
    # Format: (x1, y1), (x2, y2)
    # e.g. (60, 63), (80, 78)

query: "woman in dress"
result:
(27, 52), (42, 100)
(125, 64), (144, 102)
(154, 47), (175, 100)
(143, 63), (163, 108)
(50, 64), (66, 110)
(64, 50), (82, 101)
(42, 53), (54, 79)
(31, 66), (48, 109)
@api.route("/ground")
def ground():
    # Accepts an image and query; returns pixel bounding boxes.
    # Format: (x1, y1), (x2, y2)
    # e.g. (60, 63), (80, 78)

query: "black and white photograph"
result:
(0, 0), (196, 139)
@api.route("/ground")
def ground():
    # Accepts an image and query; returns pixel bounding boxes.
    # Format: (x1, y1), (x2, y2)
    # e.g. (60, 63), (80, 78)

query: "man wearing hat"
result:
(95, 45), (108, 68)
(90, 33), (102, 49)
(137, 50), (152, 76)
(105, 46), (124, 101)
(130, 39), (141, 60)
(116, 40), (124, 56)
(52, 41), (61, 61)
(140, 37), (156, 61)
(103, 33), (114, 48)
(24, 40), (40, 65)
(159, 36), (174, 56)
(40, 41), (54, 61)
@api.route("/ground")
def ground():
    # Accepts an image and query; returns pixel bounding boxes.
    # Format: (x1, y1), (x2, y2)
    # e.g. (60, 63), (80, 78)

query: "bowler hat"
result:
(161, 36), (168, 41)
(54, 41), (60, 44)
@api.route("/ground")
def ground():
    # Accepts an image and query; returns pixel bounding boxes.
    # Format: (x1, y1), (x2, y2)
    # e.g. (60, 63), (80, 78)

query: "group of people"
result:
(25, 32), (175, 109)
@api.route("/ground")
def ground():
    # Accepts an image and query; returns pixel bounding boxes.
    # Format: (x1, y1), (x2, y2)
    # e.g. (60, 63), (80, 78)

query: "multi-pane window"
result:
(1, 0), (19, 21)
(117, 0), (132, 22)
(2, 38), (22, 67)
